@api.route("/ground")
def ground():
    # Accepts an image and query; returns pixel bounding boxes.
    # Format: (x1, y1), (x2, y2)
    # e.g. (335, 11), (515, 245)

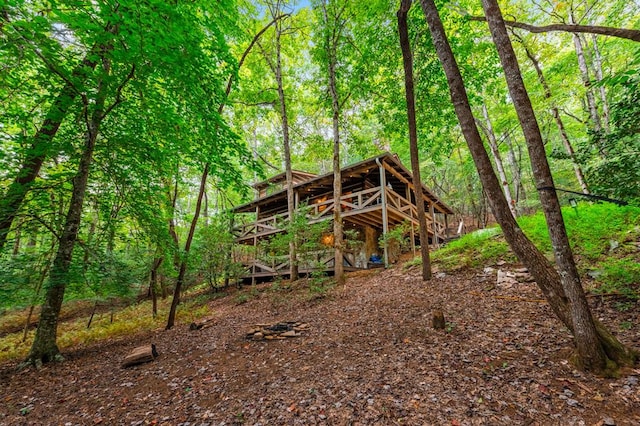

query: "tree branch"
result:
(469, 16), (640, 42)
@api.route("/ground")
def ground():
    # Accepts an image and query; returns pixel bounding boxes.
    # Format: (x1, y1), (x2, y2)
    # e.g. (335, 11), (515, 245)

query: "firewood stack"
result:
(246, 321), (310, 341)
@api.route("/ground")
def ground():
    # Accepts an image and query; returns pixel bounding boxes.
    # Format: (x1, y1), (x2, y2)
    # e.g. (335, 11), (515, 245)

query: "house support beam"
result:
(406, 186), (416, 255)
(430, 203), (437, 248)
(377, 159), (389, 267)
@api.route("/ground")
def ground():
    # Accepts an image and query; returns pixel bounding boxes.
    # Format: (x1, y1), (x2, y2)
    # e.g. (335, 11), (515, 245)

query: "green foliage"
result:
(581, 50), (640, 205)
(595, 258), (640, 299)
(257, 206), (331, 275)
(426, 203), (639, 298)
(429, 227), (511, 270)
(190, 214), (243, 289)
(0, 296), (209, 363)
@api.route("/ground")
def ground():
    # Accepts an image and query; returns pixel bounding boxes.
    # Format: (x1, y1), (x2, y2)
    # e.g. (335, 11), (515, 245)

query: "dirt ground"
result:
(1, 263), (639, 425)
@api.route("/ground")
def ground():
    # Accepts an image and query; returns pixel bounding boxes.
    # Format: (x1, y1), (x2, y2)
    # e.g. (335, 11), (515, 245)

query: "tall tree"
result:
(482, 0), (609, 371)
(27, 46), (134, 364)
(319, 0), (346, 285)
(419, 0), (635, 374)
(397, 0), (432, 280)
(258, 0), (298, 281)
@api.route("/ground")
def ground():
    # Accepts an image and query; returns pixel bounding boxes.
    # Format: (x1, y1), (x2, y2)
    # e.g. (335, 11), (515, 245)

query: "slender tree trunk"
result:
(591, 35), (610, 132)
(483, 0), (625, 373)
(321, 0), (345, 285)
(479, 103), (516, 217)
(150, 256), (163, 318)
(503, 132), (526, 206)
(164, 18), (280, 327)
(26, 95), (104, 365)
(273, 22), (298, 281)
(420, 0), (635, 375)
(515, 36), (589, 194)
(398, 0), (431, 281)
(569, 13), (602, 138)
(166, 163), (209, 329)
(22, 238), (56, 341)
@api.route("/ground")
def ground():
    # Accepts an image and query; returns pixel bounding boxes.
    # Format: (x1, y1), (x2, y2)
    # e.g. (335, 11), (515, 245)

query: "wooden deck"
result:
(234, 185), (447, 244)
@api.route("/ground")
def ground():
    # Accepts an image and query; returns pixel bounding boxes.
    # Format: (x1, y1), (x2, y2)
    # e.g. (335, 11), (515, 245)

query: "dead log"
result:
(432, 310), (446, 330)
(189, 318), (215, 331)
(121, 344), (158, 368)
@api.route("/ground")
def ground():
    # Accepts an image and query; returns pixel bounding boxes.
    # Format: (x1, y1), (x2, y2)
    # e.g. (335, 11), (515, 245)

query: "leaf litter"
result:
(0, 263), (638, 425)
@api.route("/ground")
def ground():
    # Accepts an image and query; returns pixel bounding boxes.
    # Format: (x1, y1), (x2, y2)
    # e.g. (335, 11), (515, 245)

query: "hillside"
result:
(1, 260), (638, 425)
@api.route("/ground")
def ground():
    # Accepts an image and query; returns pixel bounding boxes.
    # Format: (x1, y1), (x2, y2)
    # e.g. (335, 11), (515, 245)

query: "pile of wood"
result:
(246, 321), (310, 341)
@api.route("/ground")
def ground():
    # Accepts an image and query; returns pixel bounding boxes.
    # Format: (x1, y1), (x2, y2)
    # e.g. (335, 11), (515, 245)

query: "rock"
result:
(253, 332), (264, 340)
(497, 270), (518, 288)
(565, 398), (579, 407)
(281, 330), (298, 337)
(603, 417), (616, 425)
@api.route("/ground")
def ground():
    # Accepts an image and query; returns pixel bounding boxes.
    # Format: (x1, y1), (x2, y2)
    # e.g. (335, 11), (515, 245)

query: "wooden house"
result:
(231, 152), (454, 281)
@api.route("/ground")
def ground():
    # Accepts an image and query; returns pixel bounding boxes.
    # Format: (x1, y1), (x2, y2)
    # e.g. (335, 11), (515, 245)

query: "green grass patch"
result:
(0, 297), (210, 364)
(427, 227), (512, 270)
(420, 203), (639, 298)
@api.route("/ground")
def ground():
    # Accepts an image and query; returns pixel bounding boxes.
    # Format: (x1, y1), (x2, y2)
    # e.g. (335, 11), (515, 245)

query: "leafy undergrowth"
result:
(414, 202), (640, 298)
(0, 296), (210, 364)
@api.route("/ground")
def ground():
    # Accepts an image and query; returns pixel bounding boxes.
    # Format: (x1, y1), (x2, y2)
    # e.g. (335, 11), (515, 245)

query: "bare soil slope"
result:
(1, 264), (638, 425)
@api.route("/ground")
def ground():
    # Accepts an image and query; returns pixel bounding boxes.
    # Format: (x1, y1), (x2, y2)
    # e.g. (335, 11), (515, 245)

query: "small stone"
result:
(563, 389), (574, 397)
(603, 417), (616, 426)
(565, 398), (579, 407)
(253, 332), (264, 340)
(281, 330), (298, 337)
(626, 376), (638, 386)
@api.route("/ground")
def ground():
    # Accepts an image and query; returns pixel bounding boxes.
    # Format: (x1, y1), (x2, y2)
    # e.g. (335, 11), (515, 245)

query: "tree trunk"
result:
(273, 19), (298, 282)
(479, 102), (516, 217)
(321, 0), (345, 285)
(483, 0), (630, 373)
(150, 256), (163, 318)
(591, 35), (610, 132)
(166, 163), (209, 330)
(26, 93), (104, 365)
(503, 132), (526, 205)
(398, 0), (431, 281)
(569, 13), (603, 139)
(420, 0), (635, 375)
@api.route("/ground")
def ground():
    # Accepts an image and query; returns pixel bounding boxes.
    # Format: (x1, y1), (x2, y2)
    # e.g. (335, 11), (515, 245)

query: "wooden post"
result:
(252, 206), (259, 286)
(444, 214), (449, 239)
(406, 185), (416, 255)
(430, 202), (437, 248)
(378, 160), (389, 267)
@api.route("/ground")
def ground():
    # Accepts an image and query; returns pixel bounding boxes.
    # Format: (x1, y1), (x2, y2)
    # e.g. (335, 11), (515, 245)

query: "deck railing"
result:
(233, 185), (446, 242)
